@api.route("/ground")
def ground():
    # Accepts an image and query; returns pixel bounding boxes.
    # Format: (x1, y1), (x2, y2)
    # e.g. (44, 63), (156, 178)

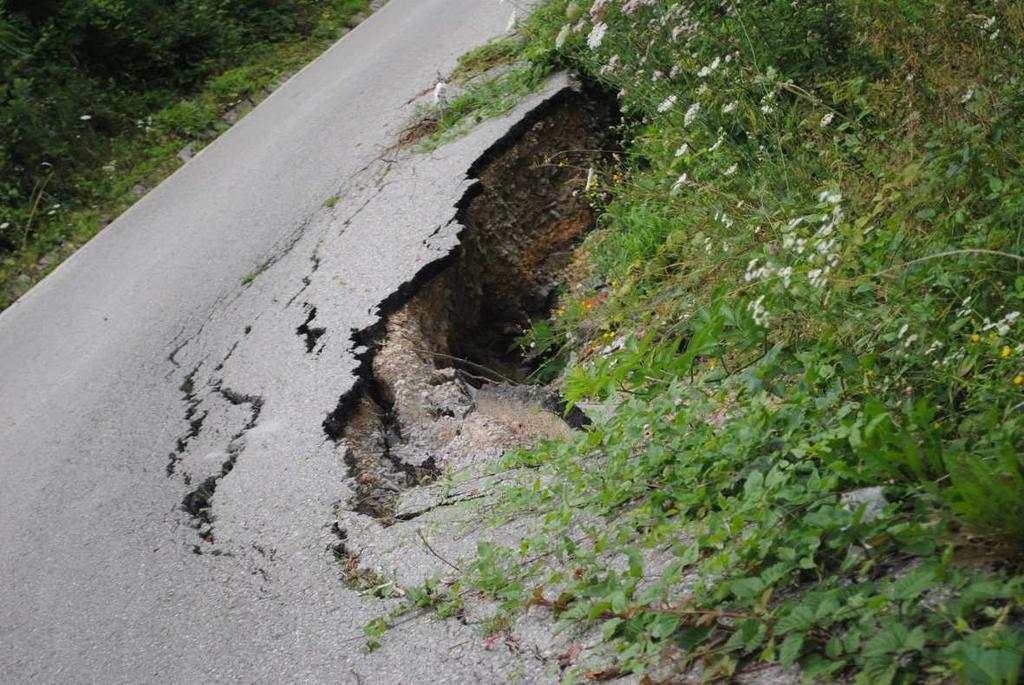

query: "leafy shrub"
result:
(432, 1), (1024, 682)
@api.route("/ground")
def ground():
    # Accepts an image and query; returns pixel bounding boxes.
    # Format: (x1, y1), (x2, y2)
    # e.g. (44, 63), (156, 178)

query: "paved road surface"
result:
(0, 2), (556, 682)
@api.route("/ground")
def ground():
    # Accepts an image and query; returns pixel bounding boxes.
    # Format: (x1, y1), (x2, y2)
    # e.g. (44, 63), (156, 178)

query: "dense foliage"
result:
(0, 0), (367, 306)
(384, 1), (1024, 682)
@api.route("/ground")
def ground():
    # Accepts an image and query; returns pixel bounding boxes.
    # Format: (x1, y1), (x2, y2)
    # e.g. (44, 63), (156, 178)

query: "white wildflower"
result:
(79, 114), (93, 121)
(818, 189), (842, 205)
(585, 167), (597, 191)
(657, 95), (677, 113)
(0, 222), (9, 230)
(903, 334), (919, 348)
(724, 163), (738, 176)
(684, 102), (701, 127)
(555, 24), (571, 49)
(599, 54), (621, 75)
(960, 87), (975, 104)
(819, 111), (835, 128)
(982, 311), (1021, 337)
(587, 22), (608, 50)
(432, 82), (449, 105)
(722, 101), (738, 114)
(674, 143), (689, 157)
(670, 173), (688, 195)
(748, 295), (769, 328)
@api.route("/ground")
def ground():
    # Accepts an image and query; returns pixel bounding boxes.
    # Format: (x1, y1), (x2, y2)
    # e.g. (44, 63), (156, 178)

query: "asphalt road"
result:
(0, 2), (557, 682)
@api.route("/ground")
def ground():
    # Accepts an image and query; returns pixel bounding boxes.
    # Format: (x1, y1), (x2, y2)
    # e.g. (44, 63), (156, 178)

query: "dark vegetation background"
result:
(0, 0), (367, 305)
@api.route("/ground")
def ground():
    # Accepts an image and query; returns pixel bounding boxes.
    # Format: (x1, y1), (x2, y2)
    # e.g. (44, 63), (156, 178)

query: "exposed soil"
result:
(326, 84), (617, 522)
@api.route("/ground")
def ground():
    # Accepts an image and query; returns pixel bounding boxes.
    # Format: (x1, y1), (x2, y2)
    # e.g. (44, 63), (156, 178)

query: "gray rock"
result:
(176, 142), (196, 163)
(841, 486), (889, 522)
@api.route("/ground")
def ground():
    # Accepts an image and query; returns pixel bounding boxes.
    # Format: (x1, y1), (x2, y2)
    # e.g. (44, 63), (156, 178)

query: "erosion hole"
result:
(329, 83), (618, 522)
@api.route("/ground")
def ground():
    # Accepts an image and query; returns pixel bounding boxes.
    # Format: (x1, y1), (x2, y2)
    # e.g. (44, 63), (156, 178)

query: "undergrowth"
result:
(0, 0), (369, 309)
(377, 1), (1024, 683)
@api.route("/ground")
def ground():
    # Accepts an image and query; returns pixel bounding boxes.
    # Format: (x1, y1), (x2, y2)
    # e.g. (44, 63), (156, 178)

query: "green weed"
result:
(415, 62), (551, 151)
(412, 1), (1024, 682)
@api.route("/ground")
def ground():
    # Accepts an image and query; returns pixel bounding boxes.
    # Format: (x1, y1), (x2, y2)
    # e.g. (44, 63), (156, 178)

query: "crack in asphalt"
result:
(296, 305), (327, 354)
(180, 384), (265, 548)
(166, 365), (208, 477)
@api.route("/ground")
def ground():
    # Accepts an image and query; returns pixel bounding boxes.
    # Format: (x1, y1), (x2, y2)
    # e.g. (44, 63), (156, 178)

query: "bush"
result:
(442, 1), (1024, 682)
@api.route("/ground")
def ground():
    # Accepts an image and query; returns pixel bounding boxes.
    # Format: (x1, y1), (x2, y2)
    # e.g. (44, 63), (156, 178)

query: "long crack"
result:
(166, 365), (207, 477)
(181, 384), (265, 548)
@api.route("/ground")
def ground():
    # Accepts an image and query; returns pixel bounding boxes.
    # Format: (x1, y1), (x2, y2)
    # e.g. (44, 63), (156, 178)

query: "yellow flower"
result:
(709, 358), (718, 370)
(971, 333), (981, 343)
(1002, 346), (1011, 358)
(866, 369), (874, 377)
(1016, 375), (1024, 386)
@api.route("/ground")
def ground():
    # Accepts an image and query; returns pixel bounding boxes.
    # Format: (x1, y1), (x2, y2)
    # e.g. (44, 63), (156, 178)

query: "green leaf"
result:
(776, 606), (814, 634)
(649, 612), (681, 640)
(601, 617), (623, 641)
(863, 624), (924, 658)
(951, 642), (1023, 685)
(624, 548), (644, 578)
(679, 543), (700, 566)
(744, 470), (765, 499)
(609, 589), (627, 613)
(731, 577), (766, 599)
(779, 633), (805, 668)
(889, 565), (936, 601)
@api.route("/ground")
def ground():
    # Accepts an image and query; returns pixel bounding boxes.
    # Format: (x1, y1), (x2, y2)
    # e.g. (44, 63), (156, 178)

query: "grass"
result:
(369, 1), (1024, 682)
(394, 31), (554, 152)
(0, 0), (370, 310)
(448, 36), (524, 83)
(414, 62), (552, 151)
